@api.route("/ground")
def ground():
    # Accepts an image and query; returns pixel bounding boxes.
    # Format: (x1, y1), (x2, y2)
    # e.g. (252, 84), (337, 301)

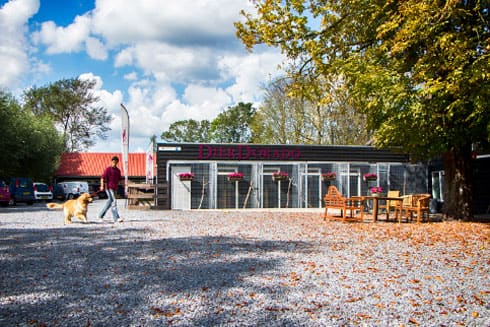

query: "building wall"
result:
(161, 161), (427, 210)
(155, 143), (428, 210)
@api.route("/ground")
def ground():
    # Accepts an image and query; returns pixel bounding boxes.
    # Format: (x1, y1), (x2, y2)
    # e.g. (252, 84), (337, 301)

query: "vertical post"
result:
(235, 180), (239, 209)
(120, 103), (130, 207)
(278, 180), (281, 208)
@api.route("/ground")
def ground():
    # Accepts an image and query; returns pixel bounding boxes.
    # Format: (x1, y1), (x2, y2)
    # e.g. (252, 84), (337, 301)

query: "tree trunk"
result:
(442, 146), (474, 220)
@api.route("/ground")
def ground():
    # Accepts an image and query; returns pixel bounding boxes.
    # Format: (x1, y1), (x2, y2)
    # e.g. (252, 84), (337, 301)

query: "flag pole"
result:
(120, 103), (130, 207)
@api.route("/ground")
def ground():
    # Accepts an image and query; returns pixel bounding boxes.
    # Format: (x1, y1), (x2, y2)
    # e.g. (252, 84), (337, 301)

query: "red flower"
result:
(322, 172), (337, 179)
(363, 173), (377, 181)
(178, 173), (194, 178)
(227, 172), (244, 178)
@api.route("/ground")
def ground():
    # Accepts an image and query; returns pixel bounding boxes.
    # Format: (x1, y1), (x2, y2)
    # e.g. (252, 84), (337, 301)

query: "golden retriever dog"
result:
(47, 193), (93, 224)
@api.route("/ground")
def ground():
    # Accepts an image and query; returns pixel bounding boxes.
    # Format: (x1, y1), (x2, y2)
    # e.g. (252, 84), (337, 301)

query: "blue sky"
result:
(0, 0), (284, 152)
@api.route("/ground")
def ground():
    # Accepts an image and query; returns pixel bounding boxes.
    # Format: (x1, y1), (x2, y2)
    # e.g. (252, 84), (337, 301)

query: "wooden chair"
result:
(396, 194), (431, 223)
(378, 190), (400, 221)
(323, 185), (364, 222)
(395, 195), (413, 222)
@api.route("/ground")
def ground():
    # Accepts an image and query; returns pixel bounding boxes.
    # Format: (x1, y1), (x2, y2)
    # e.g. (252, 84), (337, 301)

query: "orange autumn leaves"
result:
(145, 214), (488, 325)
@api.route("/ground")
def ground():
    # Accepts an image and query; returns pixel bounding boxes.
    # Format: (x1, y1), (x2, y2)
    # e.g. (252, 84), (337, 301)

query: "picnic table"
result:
(362, 195), (402, 222)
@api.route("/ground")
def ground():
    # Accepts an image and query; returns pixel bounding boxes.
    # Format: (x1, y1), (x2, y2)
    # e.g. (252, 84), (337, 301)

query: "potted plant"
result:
(321, 172), (337, 181)
(363, 173), (377, 182)
(177, 172), (194, 181)
(369, 186), (383, 196)
(227, 172), (244, 182)
(272, 171), (289, 181)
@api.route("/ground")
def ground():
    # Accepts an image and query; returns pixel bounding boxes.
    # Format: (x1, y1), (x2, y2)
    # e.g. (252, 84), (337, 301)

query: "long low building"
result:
(154, 143), (428, 210)
(53, 145), (489, 214)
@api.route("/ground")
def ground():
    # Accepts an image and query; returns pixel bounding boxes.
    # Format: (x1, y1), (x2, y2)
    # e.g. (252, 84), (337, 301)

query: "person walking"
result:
(98, 156), (123, 223)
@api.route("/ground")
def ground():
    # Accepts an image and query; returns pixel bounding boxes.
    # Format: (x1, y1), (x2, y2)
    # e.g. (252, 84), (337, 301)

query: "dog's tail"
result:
(47, 203), (64, 209)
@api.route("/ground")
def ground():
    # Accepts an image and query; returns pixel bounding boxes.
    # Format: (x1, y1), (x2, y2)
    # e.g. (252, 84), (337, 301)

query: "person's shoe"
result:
(116, 217), (124, 223)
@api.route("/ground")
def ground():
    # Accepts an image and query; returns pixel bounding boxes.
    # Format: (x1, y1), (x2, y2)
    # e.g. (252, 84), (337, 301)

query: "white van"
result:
(57, 181), (89, 200)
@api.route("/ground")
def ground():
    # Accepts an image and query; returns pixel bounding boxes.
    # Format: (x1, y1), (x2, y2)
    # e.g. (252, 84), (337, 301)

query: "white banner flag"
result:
(120, 103), (130, 196)
(146, 140), (154, 184)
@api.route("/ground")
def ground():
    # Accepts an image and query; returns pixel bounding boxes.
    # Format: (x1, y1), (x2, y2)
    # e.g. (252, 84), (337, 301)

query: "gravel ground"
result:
(0, 199), (489, 327)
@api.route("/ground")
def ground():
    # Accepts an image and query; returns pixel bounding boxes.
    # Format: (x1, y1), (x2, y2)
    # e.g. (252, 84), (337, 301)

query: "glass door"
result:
(305, 167), (322, 208)
(262, 166), (281, 208)
(217, 166), (239, 209)
(340, 166), (361, 197)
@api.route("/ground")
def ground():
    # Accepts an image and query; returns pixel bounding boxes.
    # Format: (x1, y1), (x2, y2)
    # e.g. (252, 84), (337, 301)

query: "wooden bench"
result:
(323, 186), (364, 222)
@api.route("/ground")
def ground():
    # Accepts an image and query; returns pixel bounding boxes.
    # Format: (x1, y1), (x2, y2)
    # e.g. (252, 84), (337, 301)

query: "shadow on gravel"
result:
(0, 226), (313, 326)
(0, 199), (106, 214)
(0, 203), (53, 214)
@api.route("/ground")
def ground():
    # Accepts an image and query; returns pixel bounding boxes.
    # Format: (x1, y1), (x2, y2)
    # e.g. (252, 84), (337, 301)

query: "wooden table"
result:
(362, 196), (402, 222)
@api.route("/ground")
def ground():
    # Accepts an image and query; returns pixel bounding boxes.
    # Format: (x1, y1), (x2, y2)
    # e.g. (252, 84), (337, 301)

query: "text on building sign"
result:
(198, 144), (301, 160)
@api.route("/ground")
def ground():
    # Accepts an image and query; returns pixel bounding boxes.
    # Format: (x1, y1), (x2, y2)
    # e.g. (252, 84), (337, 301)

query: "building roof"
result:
(55, 152), (148, 178)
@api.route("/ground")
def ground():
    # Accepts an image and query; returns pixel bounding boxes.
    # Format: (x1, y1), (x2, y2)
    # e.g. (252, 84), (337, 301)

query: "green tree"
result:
(23, 78), (112, 152)
(161, 119), (211, 142)
(210, 102), (256, 143)
(236, 0), (489, 219)
(0, 90), (63, 180)
(160, 103), (256, 144)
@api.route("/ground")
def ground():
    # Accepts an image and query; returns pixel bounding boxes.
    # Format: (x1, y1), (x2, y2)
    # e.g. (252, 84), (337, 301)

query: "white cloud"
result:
(219, 50), (284, 102)
(0, 0), (39, 26)
(183, 84), (230, 112)
(114, 47), (134, 67)
(123, 72), (137, 81)
(131, 42), (217, 83)
(124, 82), (178, 134)
(30, 57), (51, 76)
(0, 0), (39, 88)
(85, 36), (107, 60)
(32, 14), (91, 54)
(79, 72), (102, 88)
(91, 0), (253, 47)
(2, 0), (286, 152)
(105, 45), (284, 152)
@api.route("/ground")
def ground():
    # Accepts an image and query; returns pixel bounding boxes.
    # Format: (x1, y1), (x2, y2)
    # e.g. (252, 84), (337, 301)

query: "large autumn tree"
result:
(236, 0), (489, 219)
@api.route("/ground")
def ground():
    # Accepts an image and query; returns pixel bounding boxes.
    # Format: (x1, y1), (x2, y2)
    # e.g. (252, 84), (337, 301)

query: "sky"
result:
(0, 0), (285, 153)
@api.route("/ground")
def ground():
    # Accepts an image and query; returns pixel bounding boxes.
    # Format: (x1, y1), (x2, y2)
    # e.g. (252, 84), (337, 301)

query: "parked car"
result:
(52, 184), (65, 201)
(0, 180), (11, 207)
(9, 177), (34, 205)
(57, 181), (89, 200)
(33, 182), (53, 202)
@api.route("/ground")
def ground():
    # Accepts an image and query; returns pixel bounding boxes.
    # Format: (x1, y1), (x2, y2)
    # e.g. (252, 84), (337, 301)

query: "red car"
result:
(0, 180), (11, 207)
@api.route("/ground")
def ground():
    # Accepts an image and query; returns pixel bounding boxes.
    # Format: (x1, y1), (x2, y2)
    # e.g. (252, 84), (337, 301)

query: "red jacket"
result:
(102, 166), (121, 190)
